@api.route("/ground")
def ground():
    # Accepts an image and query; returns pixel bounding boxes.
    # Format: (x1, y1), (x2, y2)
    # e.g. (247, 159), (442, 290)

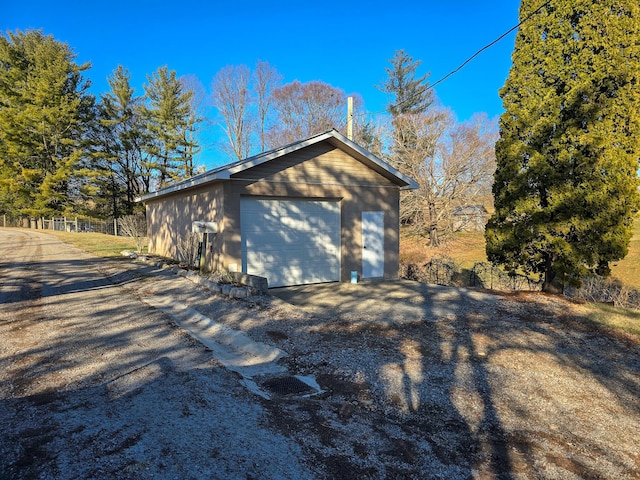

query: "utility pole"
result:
(347, 96), (354, 140)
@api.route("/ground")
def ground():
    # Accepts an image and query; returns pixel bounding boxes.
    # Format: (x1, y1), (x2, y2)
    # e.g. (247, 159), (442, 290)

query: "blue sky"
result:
(4, 0), (521, 168)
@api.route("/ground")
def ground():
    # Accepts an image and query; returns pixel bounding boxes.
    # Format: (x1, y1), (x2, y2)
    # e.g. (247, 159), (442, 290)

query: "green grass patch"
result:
(582, 302), (640, 338)
(43, 230), (146, 257)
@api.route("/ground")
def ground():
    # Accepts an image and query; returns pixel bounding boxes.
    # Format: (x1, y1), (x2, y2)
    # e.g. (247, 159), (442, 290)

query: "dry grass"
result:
(400, 225), (640, 339)
(401, 218), (640, 289)
(399, 231), (487, 270)
(610, 220), (640, 289)
(40, 230), (145, 257)
(583, 302), (640, 338)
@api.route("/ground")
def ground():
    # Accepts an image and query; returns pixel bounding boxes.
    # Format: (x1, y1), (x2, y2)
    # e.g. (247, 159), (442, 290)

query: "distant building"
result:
(452, 205), (488, 232)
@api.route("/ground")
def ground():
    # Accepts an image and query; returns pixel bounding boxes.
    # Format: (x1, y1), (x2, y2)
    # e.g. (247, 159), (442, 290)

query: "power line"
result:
(361, 0), (552, 119)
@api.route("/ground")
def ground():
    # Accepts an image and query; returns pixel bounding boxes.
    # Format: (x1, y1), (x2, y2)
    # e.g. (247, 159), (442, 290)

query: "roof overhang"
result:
(137, 170), (230, 202)
(137, 129), (418, 203)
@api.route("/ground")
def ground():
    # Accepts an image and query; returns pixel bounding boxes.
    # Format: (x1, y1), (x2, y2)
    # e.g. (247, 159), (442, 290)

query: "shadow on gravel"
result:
(3, 243), (639, 478)
(0, 355), (313, 480)
(0, 257), (146, 305)
(0, 239), (315, 478)
(267, 281), (640, 478)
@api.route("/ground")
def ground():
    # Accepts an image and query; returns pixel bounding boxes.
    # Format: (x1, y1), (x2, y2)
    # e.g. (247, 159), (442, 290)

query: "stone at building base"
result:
(228, 272), (268, 294)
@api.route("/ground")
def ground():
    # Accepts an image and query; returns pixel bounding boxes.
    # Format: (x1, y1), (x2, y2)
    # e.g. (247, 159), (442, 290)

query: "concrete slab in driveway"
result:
(270, 279), (498, 322)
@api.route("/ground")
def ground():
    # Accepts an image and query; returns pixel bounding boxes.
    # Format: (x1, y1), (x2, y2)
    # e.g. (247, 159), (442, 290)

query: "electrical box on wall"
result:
(192, 221), (218, 234)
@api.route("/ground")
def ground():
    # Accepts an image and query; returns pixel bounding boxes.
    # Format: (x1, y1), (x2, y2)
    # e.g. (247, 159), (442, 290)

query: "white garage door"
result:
(241, 198), (341, 288)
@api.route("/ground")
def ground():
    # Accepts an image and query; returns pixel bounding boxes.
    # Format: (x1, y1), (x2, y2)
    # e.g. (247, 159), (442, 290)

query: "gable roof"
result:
(452, 205), (488, 216)
(138, 129), (418, 202)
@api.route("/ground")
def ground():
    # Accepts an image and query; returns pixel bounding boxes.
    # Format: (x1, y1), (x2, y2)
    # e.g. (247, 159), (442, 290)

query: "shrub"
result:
(118, 214), (147, 253)
(566, 276), (640, 310)
(177, 232), (201, 268)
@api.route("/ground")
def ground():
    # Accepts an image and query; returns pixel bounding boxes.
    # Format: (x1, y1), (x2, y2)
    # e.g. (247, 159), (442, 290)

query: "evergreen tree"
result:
(379, 49), (434, 165)
(0, 29), (93, 216)
(84, 66), (147, 218)
(486, 0), (640, 293)
(379, 50), (440, 243)
(379, 49), (433, 116)
(143, 66), (198, 188)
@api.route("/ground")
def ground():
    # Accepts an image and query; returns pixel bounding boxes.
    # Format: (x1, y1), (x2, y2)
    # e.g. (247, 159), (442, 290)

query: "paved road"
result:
(0, 229), (313, 480)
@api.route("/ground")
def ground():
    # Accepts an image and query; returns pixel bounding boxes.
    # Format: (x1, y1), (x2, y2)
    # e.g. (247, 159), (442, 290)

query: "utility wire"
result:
(360, 0), (552, 118)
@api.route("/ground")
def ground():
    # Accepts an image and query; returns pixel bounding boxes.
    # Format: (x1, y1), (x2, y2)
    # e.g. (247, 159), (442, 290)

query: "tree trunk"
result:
(428, 201), (439, 247)
(429, 225), (439, 247)
(542, 256), (563, 294)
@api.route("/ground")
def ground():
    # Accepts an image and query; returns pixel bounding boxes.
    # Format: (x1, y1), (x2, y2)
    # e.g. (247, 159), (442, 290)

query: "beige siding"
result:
(146, 182), (225, 271)
(224, 141), (400, 281)
(235, 143), (396, 187)
(145, 140), (403, 283)
(224, 177), (400, 281)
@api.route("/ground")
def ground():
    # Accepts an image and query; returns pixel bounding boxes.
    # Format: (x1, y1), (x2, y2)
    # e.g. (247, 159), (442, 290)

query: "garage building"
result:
(139, 129), (417, 288)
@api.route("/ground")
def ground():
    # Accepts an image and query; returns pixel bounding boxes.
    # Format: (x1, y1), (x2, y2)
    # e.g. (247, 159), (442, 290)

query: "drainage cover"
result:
(262, 376), (314, 396)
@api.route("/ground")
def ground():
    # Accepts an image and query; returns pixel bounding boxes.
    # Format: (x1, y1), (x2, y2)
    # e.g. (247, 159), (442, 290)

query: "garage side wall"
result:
(224, 144), (401, 282)
(145, 183), (225, 270)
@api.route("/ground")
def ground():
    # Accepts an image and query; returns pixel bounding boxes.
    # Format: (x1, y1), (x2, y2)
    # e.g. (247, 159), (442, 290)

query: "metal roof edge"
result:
(137, 170), (230, 202)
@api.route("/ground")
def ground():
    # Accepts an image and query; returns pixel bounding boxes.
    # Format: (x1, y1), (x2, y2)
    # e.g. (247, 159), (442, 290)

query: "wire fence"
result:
(401, 257), (543, 291)
(1, 214), (142, 237)
(401, 257), (640, 310)
(469, 262), (543, 291)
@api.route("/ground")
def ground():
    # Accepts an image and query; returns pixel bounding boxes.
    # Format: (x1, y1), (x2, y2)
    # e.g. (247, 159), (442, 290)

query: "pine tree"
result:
(379, 49), (434, 163)
(84, 66), (147, 217)
(486, 0), (640, 293)
(379, 50), (441, 243)
(0, 30), (93, 216)
(142, 66), (198, 188)
(379, 49), (433, 116)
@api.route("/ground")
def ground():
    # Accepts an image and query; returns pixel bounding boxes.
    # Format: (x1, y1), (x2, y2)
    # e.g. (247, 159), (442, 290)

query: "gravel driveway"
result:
(2, 229), (640, 479)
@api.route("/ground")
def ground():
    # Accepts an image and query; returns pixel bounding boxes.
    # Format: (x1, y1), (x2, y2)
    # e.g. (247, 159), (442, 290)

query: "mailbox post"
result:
(191, 221), (219, 273)
(199, 233), (208, 272)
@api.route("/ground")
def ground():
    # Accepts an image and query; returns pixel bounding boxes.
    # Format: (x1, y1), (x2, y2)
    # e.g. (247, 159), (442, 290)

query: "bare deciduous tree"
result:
(394, 109), (497, 246)
(393, 108), (450, 246)
(440, 113), (497, 219)
(267, 80), (349, 148)
(211, 65), (253, 161)
(180, 74), (207, 115)
(253, 61), (282, 153)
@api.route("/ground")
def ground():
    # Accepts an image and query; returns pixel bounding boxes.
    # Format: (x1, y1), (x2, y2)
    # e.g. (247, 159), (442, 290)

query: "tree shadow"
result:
(0, 245), (315, 479)
(266, 280), (640, 478)
(3, 232), (639, 478)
